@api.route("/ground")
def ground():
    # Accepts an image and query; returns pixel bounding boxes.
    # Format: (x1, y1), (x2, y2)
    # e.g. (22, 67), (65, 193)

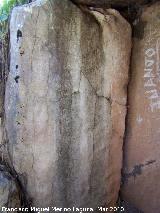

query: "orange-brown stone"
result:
(121, 3), (160, 213)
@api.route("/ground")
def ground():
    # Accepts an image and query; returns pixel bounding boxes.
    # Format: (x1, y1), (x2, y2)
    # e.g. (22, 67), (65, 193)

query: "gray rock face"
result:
(0, 42), (3, 146)
(6, 0), (131, 208)
(0, 170), (20, 209)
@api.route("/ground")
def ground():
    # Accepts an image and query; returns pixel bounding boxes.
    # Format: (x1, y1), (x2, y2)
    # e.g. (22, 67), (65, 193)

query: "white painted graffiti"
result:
(144, 42), (160, 112)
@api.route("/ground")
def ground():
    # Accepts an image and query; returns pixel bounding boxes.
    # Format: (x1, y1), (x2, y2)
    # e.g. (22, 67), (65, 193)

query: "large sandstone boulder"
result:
(6, 0), (131, 208)
(121, 3), (160, 213)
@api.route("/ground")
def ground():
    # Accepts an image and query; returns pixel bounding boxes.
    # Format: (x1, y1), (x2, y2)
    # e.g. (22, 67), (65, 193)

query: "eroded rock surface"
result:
(72, 0), (150, 7)
(0, 42), (3, 146)
(121, 3), (160, 213)
(6, 0), (131, 208)
(0, 170), (21, 209)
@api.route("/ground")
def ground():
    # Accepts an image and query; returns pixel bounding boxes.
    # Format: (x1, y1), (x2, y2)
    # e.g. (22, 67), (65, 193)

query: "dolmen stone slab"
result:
(7, 0), (131, 208)
(122, 3), (160, 213)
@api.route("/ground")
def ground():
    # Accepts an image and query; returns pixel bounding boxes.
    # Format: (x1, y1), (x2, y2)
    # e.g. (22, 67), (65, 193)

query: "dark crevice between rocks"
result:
(121, 48), (133, 182)
(117, 28), (133, 211)
(0, 151), (32, 212)
(132, 20), (147, 40)
(108, 0), (158, 24)
(70, 0), (159, 24)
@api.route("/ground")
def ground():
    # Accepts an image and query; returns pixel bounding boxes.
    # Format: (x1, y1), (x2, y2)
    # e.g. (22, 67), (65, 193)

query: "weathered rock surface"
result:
(121, 3), (160, 213)
(6, 0), (131, 208)
(0, 170), (21, 209)
(0, 42), (3, 146)
(121, 200), (143, 213)
(72, 0), (150, 7)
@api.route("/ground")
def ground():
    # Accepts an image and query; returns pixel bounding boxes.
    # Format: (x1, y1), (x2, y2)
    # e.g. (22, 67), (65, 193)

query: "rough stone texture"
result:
(0, 170), (21, 209)
(0, 42), (2, 113)
(72, 0), (150, 7)
(121, 200), (144, 213)
(0, 42), (3, 146)
(6, 0), (131, 208)
(121, 3), (160, 213)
